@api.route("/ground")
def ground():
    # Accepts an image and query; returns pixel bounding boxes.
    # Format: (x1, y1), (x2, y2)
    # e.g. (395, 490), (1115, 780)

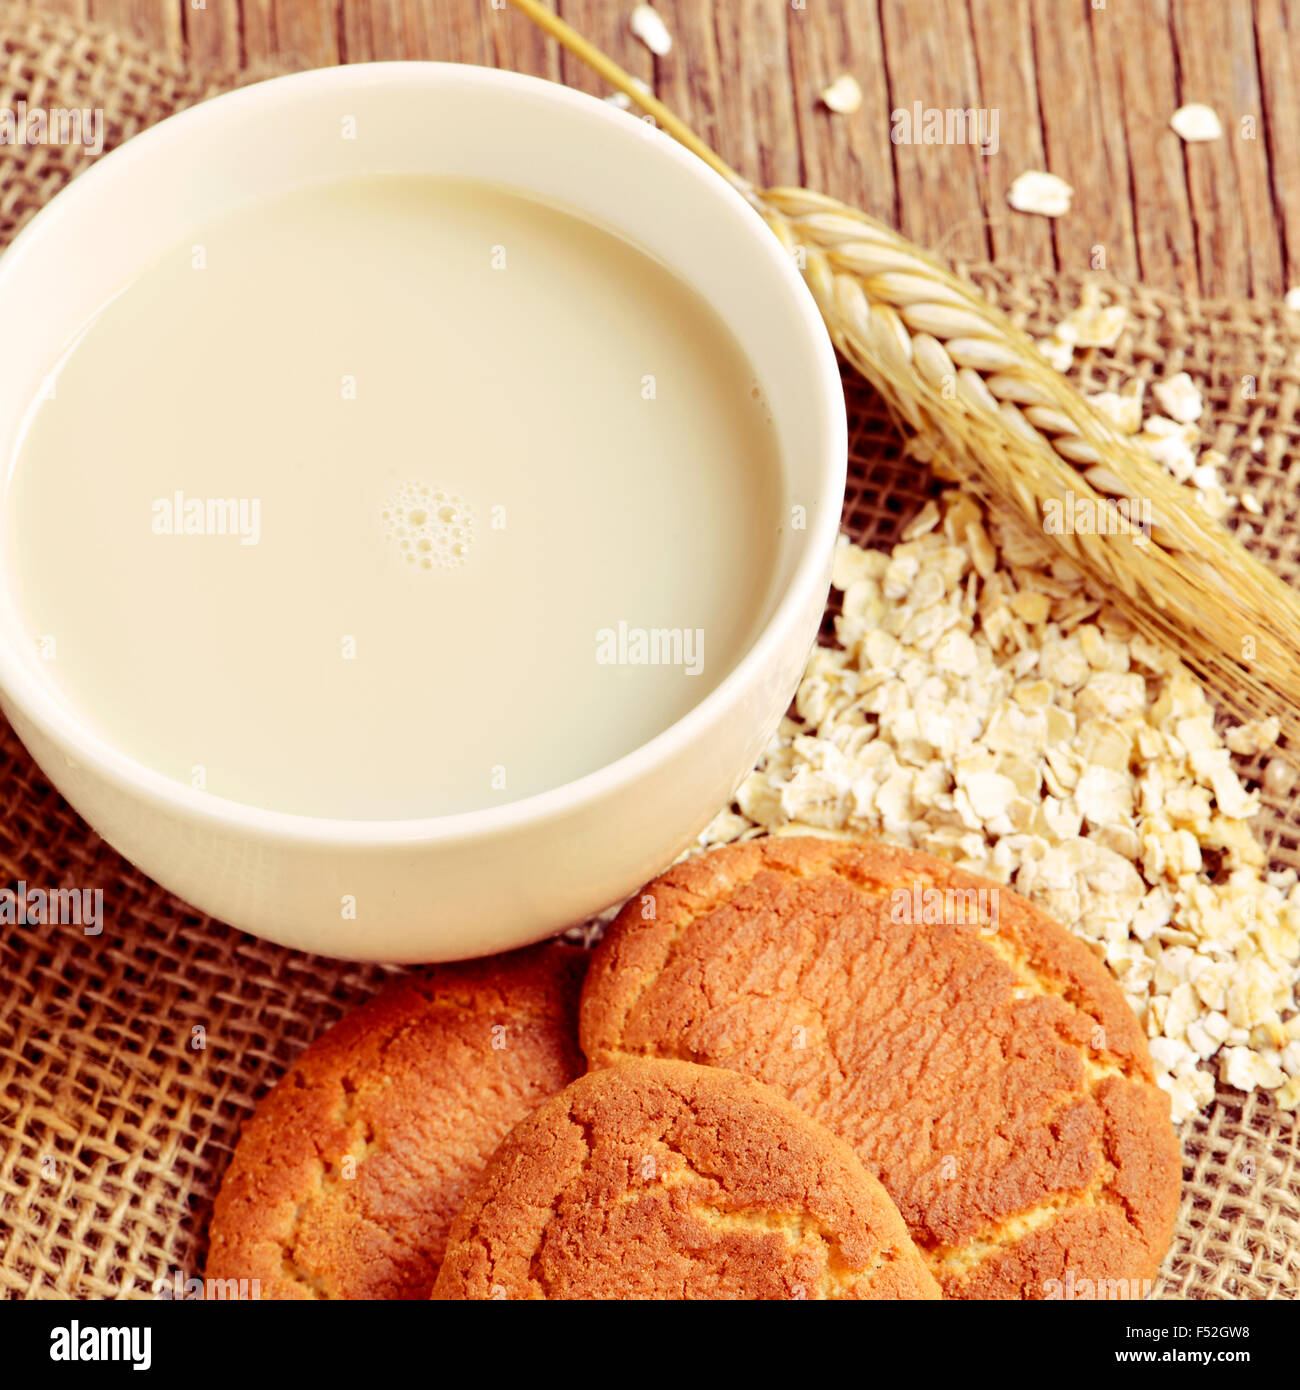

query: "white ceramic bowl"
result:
(0, 63), (845, 962)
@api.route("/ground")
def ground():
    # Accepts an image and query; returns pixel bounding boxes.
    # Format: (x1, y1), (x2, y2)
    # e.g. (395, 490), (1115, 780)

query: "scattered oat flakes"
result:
(1008, 170), (1073, 218)
(1263, 758), (1298, 798)
(1136, 415), (1198, 483)
(1053, 286), (1126, 349)
(630, 3), (672, 57)
(1037, 336), (1074, 373)
(1170, 103), (1223, 143)
(700, 492), (1300, 1124)
(1189, 454), (1233, 520)
(1225, 717), (1280, 757)
(820, 74), (863, 115)
(901, 499), (941, 541)
(1046, 295), (1245, 534)
(1087, 387), (1144, 435)
(1152, 372), (1204, 424)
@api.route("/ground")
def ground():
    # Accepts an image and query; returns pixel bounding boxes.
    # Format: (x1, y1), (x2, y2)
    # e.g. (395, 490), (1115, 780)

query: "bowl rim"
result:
(0, 60), (847, 848)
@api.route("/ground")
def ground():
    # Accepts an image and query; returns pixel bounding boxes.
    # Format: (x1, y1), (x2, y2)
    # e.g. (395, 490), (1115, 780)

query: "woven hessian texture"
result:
(0, 13), (1296, 1301)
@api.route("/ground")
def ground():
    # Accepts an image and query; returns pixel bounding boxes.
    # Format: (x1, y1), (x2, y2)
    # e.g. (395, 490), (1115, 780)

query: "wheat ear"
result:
(508, 0), (1300, 737)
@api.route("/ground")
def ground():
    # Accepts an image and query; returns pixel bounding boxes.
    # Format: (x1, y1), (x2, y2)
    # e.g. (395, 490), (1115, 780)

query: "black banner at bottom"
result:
(5, 1295), (1285, 1378)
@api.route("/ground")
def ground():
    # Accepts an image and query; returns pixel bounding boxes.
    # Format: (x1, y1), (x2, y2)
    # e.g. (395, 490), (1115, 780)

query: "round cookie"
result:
(580, 837), (1182, 1300)
(433, 1056), (940, 1300)
(207, 943), (586, 1299)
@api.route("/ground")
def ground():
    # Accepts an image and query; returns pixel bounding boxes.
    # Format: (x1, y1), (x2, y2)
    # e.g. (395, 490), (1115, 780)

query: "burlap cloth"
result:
(0, 12), (1296, 1301)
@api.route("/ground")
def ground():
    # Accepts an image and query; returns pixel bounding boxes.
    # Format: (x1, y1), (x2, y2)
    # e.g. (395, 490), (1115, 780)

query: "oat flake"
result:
(1007, 171), (1073, 218)
(820, 75), (863, 115)
(1171, 103), (1223, 143)
(630, 4), (672, 57)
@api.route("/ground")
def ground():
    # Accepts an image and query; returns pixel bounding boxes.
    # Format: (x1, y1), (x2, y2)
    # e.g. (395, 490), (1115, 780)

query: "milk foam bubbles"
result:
(382, 482), (474, 569)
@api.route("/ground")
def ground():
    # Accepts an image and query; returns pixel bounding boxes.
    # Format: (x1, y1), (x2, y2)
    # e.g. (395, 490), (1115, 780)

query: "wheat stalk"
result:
(509, 0), (1300, 737)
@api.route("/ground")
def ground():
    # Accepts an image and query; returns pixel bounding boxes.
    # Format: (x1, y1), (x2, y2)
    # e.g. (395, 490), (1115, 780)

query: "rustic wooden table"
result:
(29, 0), (1300, 300)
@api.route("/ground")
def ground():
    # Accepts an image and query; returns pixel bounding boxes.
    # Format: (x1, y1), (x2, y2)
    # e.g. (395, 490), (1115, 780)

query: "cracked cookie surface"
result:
(206, 944), (586, 1299)
(579, 837), (1182, 1299)
(432, 1057), (940, 1299)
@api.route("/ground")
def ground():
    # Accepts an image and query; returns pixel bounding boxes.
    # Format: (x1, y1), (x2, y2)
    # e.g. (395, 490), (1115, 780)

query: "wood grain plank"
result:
(695, 0), (800, 188)
(1023, 0), (1122, 279)
(653, 0), (726, 166)
(555, 0), (652, 101)
(239, 0), (276, 64)
(1172, 0), (1278, 298)
(878, 0), (990, 265)
(418, 0), (490, 63)
(369, 1), (435, 62)
(336, 0), (385, 62)
(1255, 0), (1300, 294)
(334, 3), (558, 79)
(270, 0), (335, 63)
(965, 0), (1053, 272)
(87, 0), (182, 55)
(486, 0), (559, 81)
(784, 0), (896, 222)
(1085, 0), (1196, 296)
(182, 0), (241, 71)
